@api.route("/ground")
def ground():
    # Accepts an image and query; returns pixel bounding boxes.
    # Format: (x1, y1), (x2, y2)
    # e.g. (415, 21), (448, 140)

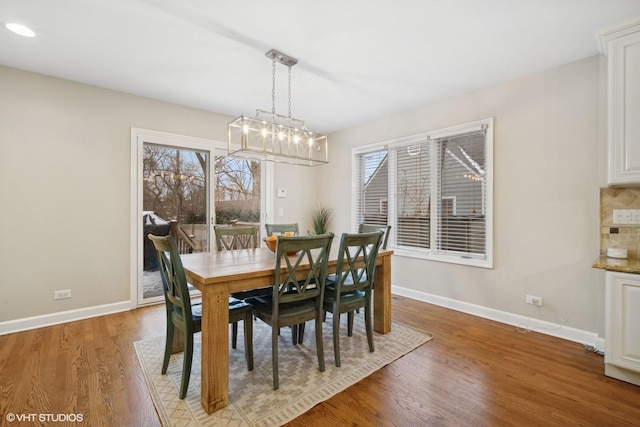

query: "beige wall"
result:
(0, 56), (608, 338)
(0, 65), (316, 322)
(319, 56), (605, 335)
(273, 162), (318, 235)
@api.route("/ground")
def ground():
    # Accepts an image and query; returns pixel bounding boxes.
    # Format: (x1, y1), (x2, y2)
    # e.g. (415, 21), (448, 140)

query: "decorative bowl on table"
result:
(264, 234), (299, 256)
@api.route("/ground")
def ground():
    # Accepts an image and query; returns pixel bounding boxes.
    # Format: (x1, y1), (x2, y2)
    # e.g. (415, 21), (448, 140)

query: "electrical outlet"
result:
(612, 209), (640, 225)
(54, 289), (72, 300)
(613, 209), (624, 224)
(525, 294), (543, 307)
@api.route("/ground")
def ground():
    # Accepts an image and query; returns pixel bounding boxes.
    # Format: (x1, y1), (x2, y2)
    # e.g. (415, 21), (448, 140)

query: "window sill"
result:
(392, 247), (493, 269)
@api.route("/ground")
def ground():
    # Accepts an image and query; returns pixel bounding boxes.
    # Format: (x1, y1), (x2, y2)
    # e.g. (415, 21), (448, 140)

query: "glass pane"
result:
(394, 142), (430, 249)
(356, 150), (388, 226)
(214, 156), (261, 235)
(436, 131), (486, 256)
(142, 144), (209, 299)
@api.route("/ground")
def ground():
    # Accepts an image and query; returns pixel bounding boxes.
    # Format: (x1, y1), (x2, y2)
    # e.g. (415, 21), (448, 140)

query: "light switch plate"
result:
(277, 188), (287, 198)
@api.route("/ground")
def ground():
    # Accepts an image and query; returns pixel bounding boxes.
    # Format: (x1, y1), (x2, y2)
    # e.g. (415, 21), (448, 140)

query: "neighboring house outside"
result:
(362, 135), (486, 254)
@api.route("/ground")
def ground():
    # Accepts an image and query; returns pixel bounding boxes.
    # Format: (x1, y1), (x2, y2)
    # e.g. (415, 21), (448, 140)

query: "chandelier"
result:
(228, 49), (328, 166)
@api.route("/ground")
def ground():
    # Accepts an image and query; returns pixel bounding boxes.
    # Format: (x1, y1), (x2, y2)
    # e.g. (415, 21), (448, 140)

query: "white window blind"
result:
(390, 141), (430, 250)
(434, 130), (487, 259)
(355, 149), (388, 227)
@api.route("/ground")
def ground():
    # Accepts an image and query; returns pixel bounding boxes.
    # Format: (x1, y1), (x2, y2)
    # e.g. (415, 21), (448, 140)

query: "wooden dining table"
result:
(180, 246), (394, 414)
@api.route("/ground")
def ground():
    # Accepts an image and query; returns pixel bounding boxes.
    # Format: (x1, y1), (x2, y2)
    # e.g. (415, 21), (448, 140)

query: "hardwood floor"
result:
(1, 296), (639, 426)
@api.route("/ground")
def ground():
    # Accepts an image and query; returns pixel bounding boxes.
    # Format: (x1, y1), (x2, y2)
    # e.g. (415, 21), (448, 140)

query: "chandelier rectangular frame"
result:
(228, 49), (328, 166)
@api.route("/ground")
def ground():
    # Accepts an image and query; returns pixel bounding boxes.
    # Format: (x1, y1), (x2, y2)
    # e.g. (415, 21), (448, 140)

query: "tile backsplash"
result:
(600, 187), (640, 260)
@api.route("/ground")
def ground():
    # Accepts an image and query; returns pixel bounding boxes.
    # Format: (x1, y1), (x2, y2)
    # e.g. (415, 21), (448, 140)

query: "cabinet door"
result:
(605, 272), (640, 372)
(608, 29), (640, 185)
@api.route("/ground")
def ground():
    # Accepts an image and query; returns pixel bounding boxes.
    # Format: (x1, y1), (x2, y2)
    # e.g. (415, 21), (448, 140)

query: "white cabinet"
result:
(605, 271), (640, 386)
(600, 23), (640, 186)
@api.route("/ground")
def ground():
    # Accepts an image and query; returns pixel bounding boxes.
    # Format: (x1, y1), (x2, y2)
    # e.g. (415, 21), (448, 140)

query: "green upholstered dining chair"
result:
(148, 233), (254, 399)
(349, 224), (390, 317)
(265, 222), (312, 345)
(214, 225), (259, 251)
(247, 233), (334, 390)
(265, 223), (299, 236)
(323, 231), (382, 367)
(358, 223), (391, 249)
(214, 224), (270, 301)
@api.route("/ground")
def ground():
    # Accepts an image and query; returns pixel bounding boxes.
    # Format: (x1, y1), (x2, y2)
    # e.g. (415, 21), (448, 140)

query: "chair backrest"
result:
(214, 225), (258, 251)
(273, 233), (334, 307)
(358, 223), (391, 249)
(333, 231), (383, 296)
(265, 223), (299, 236)
(148, 234), (195, 327)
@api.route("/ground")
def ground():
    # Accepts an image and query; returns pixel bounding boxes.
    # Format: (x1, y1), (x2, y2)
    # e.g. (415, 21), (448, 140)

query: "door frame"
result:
(130, 128), (274, 307)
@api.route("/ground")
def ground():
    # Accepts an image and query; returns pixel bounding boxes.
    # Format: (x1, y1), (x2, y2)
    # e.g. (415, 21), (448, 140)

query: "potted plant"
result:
(312, 204), (333, 235)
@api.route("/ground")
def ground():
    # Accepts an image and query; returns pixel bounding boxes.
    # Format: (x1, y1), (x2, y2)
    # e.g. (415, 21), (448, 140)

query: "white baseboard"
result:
(392, 285), (604, 349)
(1, 288), (608, 353)
(0, 301), (133, 335)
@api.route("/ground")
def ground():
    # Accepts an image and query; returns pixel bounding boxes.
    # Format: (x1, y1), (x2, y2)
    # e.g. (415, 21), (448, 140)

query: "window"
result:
(353, 118), (493, 268)
(354, 149), (389, 227)
(391, 139), (431, 250)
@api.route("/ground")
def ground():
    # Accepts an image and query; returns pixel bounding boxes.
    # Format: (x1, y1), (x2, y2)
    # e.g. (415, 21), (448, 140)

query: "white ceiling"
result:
(2, 0), (640, 133)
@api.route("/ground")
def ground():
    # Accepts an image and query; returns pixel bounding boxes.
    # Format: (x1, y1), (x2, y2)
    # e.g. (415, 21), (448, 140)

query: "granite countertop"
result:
(592, 256), (640, 274)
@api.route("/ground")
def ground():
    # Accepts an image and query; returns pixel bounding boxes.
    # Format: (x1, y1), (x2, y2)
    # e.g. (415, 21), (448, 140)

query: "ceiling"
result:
(2, 1), (640, 133)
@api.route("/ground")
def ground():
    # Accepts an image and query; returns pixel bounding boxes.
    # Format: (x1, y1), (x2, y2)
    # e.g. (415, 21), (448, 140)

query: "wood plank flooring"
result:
(1, 296), (639, 426)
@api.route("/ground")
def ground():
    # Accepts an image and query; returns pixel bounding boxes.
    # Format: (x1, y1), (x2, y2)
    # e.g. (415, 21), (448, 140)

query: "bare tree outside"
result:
(141, 144), (261, 299)
(214, 156), (260, 224)
(143, 145), (207, 224)
(143, 146), (261, 225)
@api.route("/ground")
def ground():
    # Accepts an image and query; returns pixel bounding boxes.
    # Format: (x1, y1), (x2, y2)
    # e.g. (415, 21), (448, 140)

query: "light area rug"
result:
(134, 314), (433, 426)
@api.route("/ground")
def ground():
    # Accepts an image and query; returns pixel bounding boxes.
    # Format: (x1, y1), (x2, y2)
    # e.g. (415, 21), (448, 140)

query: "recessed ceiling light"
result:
(5, 22), (36, 37)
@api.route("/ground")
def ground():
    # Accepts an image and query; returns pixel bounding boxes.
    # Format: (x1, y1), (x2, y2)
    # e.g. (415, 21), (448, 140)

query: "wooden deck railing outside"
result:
(169, 220), (198, 254)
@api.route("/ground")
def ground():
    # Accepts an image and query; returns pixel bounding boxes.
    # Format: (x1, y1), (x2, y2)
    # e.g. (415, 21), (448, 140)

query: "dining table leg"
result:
(200, 281), (230, 413)
(373, 253), (392, 334)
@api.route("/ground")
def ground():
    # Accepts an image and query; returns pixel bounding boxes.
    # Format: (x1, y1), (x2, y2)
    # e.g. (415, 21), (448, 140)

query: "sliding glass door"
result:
(132, 129), (270, 306)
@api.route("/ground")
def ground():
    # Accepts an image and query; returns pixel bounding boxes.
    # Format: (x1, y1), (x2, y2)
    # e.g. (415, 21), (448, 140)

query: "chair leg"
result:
(333, 309), (341, 367)
(347, 311), (354, 337)
(315, 313), (325, 372)
(272, 324), (280, 390)
(162, 321), (174, 375)
(232, 321), (238, 349)
(179, 331), (194, 399)
(244, 312), (254, 371)
(365, 303), (374, 353)
(291, 324), (298, 345)
(298, 322), (305, 344)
